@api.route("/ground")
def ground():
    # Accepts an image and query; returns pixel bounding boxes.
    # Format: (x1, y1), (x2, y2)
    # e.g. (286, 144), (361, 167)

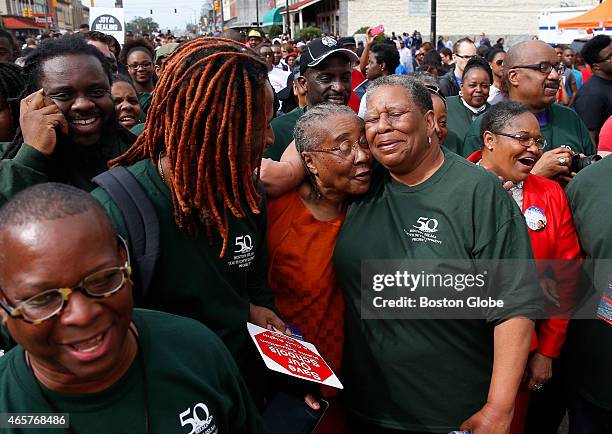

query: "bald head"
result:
(503, 40), (560, 111)
(505, 40), (556, 70)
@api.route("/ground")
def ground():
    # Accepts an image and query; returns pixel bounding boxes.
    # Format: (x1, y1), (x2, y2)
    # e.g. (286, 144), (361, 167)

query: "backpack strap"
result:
(92, 167), (160, 301)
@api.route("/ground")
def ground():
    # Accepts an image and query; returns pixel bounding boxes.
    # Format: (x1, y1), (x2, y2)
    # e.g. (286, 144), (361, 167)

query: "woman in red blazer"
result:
(466, 101), (581, 434)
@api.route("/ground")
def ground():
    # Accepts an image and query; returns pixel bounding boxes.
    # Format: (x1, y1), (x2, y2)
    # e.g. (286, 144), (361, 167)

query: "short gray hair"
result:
(293, 104), (358, 154)
(367, 75), (433, 114)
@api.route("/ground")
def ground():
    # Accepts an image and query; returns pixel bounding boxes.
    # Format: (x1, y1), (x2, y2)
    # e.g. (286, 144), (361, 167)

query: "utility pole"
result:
(285, 0), (290, 37)
(430, 0), (436, 44)
(255, 0), (259, 29)
(219, 0), (224, 31)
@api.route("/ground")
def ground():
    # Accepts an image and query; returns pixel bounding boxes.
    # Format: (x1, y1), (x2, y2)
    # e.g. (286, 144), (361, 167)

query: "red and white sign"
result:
(247, 323), (343, 389)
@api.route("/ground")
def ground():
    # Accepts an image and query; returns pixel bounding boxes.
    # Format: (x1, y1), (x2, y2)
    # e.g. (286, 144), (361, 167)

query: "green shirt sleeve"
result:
(245, 191), (275, 310)
(0, 144), (52, 206)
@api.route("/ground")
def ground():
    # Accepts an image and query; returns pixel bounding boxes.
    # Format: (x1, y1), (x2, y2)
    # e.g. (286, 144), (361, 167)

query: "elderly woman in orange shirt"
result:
(266, 104), (372, 377)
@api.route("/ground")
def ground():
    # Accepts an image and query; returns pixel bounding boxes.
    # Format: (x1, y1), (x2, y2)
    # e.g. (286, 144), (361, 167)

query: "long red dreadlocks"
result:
(110, 37), (269, 257)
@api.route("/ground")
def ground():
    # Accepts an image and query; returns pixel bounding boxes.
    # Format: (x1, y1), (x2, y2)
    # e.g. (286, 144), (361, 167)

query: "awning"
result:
(1, 15), (39, 30)
(559, 0), (612, 29)
(262, 7), (283, 27)
(280, 0), (322, 14)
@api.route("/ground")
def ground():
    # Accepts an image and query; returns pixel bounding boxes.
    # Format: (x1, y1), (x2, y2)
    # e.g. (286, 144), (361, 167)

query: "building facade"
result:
(1, 0), (87, 32)
(346, 0), (600, 40)
(232, 0), (600, 41)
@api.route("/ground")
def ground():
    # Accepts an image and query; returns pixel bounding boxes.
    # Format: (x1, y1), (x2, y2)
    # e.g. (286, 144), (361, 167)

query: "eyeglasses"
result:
(597, 52), (612, 63)
(127, 61), (153, 71)
(0, 237), (132, 325)
(494, 59), (504, 66)
(491, 131), (547, 150)
(511, 62), (564, 74)
(310, 137), (369, 159)
(455, 54), (476, 60)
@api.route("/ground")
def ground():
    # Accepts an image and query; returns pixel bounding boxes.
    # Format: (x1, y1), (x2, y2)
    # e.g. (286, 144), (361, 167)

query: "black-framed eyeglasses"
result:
(0, 237), (132, 325)
(455, 54), (476, 60)
(491, 131), (547, 150)
(310, 137), (369, 160)
(597, 52), (612, 63)
(512, 62), (564, 74)
(127, 61), (153, 70)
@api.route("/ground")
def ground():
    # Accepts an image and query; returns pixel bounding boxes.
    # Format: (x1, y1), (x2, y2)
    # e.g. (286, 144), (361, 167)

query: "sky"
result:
(84, 0), (207, 32)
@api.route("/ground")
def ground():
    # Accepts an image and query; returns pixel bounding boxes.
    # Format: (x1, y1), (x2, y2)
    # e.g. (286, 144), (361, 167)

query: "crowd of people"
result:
(0, 20), (610, 434)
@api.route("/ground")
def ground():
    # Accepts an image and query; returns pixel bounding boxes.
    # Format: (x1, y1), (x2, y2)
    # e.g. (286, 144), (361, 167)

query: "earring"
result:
(458, 91), (464, 97)
(428, 136), (432, 145)
(487, 146), (493, 151)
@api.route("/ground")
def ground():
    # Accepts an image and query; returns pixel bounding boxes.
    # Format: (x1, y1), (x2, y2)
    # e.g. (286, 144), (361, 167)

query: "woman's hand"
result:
(248, 304), (290, 334)
(526, 352), (553, 391)
(460, 402), (513, 434)
(304, 393), (321, 410)
(531, 148), (573, 180)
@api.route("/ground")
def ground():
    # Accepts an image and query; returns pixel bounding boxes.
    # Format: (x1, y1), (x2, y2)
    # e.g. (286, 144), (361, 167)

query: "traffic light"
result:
(214, 0), (219, 12)
(23, 8), (33, 17)
(150, 9), (153, 14)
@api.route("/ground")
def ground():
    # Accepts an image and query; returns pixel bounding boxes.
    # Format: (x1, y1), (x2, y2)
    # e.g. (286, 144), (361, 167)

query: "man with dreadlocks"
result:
(0, 35), (135, 204)
(91, 37), (282, 405)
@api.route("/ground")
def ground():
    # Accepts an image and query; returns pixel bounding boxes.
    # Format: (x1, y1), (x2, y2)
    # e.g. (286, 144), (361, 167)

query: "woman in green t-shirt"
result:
(335, 75), (538, 434)
(445, 57), (493, 154)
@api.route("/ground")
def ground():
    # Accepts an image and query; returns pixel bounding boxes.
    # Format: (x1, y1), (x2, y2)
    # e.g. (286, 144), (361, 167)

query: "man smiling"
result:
(0, 183), (264, 433)
(0, 35), (135, 204)
(462, 40), (594, 184)
(265, 37), (358, 161)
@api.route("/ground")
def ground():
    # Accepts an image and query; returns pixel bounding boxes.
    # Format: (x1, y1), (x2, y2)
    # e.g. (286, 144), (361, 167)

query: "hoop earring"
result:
(458, 91), (464, 97)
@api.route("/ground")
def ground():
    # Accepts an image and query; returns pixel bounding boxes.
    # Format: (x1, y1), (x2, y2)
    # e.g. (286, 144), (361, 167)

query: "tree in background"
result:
(126, 17), (160, 34)
(268, 25), (282, 38)
(296, 26), (322, 41)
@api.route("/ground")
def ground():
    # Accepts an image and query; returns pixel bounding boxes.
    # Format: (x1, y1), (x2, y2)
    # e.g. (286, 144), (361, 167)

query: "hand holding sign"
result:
(247, 323), (343, 389)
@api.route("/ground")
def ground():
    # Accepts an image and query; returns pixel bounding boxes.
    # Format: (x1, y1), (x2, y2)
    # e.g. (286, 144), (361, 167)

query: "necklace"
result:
(157, 152), (166, 185)
(26, 326), (150, 434)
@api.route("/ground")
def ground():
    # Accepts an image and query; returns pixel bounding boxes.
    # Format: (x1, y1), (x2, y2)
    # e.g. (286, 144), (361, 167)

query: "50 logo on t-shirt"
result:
(404, 216), (443, 245)
(179, 402), (218, 434)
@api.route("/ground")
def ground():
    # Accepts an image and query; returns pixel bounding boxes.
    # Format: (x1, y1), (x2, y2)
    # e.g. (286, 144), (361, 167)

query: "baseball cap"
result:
(299, 36), (359, 75)
(155, 42), (179, 64)
(338, 36), (356, 47)
(248, 29), (263, 39)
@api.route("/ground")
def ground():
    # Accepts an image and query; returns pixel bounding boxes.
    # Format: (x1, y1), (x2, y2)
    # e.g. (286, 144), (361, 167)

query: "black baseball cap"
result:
(299, 36), (359, 75)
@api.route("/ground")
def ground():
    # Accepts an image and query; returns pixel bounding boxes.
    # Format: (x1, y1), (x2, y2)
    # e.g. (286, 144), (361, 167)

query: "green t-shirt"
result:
(565, 155), (612, 410)
(444, 96), (490, 155)
(138, 92), (153, 123)
(264, 107), (305, 161)
(0, 129), (135, 206)
(0, 309), (265, 433)
(91, 159), (274, 388)
(131, 123), (145, 136)
(461, 103), (595, 158)
(333, 150), (540, 431)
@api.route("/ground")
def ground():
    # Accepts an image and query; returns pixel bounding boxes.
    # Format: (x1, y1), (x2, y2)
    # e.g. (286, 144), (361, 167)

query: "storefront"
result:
(281, 0), (339, 36)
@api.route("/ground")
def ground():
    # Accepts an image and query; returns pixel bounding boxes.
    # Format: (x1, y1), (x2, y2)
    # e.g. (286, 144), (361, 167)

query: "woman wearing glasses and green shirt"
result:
(119, 38), (156, 121)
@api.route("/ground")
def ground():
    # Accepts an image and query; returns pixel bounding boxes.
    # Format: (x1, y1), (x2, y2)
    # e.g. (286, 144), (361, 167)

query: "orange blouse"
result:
(266, 190), (345, 391)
